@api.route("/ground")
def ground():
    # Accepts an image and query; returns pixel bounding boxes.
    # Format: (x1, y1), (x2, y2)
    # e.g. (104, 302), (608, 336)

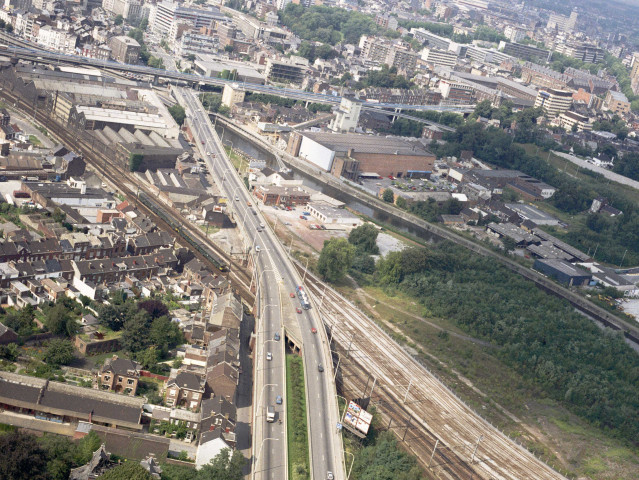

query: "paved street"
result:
(553, 150), (639, 191)
(177, 87), (345, 480)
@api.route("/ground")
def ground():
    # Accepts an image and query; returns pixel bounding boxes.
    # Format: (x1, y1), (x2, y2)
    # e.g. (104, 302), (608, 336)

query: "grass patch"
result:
(28, 135), (42, 147)
(286, 354), (309, 480)
(225, 145), (247, 172)
(198, 224), (220, 235)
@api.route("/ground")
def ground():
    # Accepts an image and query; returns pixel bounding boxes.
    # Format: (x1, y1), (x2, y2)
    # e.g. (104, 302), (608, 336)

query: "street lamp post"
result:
(253, 437), (278, 480)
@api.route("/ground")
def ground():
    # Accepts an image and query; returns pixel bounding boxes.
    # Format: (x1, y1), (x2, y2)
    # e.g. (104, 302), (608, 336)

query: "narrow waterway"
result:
(216, 127), (442, 242)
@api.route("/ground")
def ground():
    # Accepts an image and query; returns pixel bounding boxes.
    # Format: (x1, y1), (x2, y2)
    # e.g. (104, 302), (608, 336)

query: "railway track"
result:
(0, 87), (254, 299)
(299, 264), (568, 480)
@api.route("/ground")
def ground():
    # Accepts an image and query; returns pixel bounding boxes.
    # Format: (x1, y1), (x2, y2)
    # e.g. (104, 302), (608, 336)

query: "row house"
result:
(0, 238), (63, 263)
(127, 231), (175, 256)
(0, 258), (73, 289)
(59, 232), (127, 261)
(72, 250), (178, 285)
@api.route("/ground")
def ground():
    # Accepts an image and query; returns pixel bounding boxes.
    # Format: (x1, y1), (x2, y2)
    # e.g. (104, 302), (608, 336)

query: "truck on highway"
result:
(266, 406), (275, 423)
(296, 286), (311, 310)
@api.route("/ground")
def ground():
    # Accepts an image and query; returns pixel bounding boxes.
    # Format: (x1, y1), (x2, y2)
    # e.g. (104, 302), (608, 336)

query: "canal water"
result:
(216, 127), (441, 243)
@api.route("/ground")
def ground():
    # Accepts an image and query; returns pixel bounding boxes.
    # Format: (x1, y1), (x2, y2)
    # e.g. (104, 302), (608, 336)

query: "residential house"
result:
(165, 371), (205, 411)
(97, 355), (140, 395)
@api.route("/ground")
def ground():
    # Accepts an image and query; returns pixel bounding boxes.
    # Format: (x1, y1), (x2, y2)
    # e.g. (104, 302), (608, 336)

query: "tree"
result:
(198, 448), (246, 480)
(317, 238), (356, 282)
(44, 303), (73, 336)
(38, 434), (76, 480)
(0, 342), (19, 360)
(114, 14), (124, 25)
(168, 105), (186, 126)
(120, 310), (151, 353)
(138, 299), (169, 319)
(148, 56), (165, 69)
(74, 432), (102, 465)
(0, 432), (48, 480)
(382, 188), (395, 203)
(52, 207), (66, 224)
(186, 54), (196, 62)
(137, 346), (160, 370)
(501, 236), (517, 253)
(149, 315), (183, 352)
(99, 463), (153, 480)
(348, 223), (380, 254)
(129, 153), (144, 171)
(43, 339), (75, 366)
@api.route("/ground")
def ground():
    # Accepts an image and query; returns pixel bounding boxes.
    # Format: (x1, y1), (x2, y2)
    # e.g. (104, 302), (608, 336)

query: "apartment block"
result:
(534, 88), (574, 116)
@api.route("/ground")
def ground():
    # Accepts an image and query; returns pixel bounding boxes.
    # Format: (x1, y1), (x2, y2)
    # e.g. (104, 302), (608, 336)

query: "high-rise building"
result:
(421, 48), (458, 67)
(151, 1), (225, 37)
(265, 59), (307, 84)
(329, 97), (362, 133)
(111, 0), (142, 20)
(546, 9), (578, 33)
(222, 83), (246, 108)
(534, 88), (573, 116)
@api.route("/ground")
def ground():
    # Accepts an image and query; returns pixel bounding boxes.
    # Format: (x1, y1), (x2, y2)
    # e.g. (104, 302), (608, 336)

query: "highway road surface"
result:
(176, 87), (345, 480)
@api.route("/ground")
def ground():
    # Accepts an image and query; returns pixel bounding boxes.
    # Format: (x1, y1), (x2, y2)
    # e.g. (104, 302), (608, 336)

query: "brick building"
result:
(97, 355), (140, 395)
(165, 371), (205, 411)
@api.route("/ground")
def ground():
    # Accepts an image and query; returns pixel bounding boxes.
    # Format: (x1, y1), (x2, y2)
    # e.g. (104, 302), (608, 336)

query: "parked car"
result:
(318, 364), (324, 372)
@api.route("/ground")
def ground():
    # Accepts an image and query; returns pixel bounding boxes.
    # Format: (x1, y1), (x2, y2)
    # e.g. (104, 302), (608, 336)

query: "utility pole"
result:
(471, 435), (483, 464)
(403, 379), (412, 403)
(428, 439), (439, 468)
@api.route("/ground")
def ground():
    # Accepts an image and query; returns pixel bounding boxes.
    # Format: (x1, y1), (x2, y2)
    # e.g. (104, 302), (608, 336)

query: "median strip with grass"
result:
(286, 354), (309, 480)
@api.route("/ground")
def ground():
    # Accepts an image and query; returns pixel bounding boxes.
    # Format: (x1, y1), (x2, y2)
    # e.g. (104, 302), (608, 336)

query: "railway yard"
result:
(300, 265), (568, 480)
(0, 75), (629, 480)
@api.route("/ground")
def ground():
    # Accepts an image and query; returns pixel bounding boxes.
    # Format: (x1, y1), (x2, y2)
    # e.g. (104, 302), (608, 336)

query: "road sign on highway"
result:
(336, 422), (342, 430)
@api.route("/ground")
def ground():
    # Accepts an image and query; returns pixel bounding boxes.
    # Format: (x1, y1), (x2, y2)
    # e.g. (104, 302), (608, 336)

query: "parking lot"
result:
(261, 203), (344, 251)
(259, 201), (409, 256)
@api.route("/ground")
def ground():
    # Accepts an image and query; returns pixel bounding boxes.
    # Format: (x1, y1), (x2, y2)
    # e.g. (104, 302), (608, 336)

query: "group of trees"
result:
(0, 430), (102, 480)
(379, 110), (465, 137)
(242, 93), (331, 113)
(318, 224), (382, 281)
(350, 431), (423, 480)
(592, 115), (630, 140)
(168, 105), (186, 126)
(368, 242), (639, 445)
(0, 429), (244, 480)
(356, 64), (413, 89)
(297, 41), (339, 63)
(612, 151), (639, 181)
(199, 93), (230, 116)
(98, 295), (183, 371)
(279, 4), (381, 45)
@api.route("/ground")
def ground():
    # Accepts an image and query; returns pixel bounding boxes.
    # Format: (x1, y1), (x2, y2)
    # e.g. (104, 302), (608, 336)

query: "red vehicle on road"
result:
(296, 308), (302, 314)
(311, 327), (317, 334)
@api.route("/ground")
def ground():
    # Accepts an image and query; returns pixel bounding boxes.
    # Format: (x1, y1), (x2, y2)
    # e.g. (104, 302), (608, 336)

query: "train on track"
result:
(137, 192), (228, 272)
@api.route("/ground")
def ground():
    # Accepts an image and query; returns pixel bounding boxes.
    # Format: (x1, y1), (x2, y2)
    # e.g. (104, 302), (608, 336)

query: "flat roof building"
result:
(108, 36), (141, 65)
(291, 131), (435, 181)
(534, 258), (591, 286)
